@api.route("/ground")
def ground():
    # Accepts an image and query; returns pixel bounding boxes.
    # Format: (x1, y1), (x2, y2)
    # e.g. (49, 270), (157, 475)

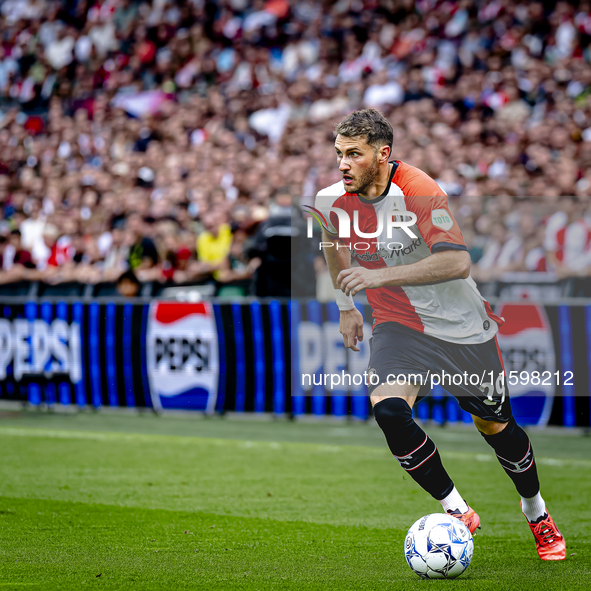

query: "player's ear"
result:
(379, 145), (391, 164)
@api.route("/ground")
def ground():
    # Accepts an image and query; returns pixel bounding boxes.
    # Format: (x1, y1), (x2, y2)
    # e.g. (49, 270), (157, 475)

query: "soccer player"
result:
(314, 108), (566, 561)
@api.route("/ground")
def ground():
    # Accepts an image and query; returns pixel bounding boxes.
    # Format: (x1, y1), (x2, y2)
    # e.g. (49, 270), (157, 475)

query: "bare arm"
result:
(321, 229), (365, 351)
(338, 250), (471, 296)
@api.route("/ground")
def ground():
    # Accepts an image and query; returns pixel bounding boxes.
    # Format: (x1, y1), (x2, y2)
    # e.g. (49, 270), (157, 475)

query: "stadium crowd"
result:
(1, 0), (591, 296)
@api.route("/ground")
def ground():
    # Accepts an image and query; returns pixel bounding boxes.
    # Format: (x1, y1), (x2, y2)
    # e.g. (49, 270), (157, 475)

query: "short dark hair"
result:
(335, 108), (393, 150)
(116, 270), (141, 287)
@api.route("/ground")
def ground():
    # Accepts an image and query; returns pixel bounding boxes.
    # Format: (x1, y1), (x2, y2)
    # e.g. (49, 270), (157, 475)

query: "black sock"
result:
(481, 418), (540, 498)
(374, 398), (454, 501)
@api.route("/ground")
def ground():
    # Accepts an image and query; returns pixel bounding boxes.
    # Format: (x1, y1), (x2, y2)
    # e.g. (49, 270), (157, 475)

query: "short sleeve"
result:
(403, 174), (466, 253)
(314, 191), (349, 237)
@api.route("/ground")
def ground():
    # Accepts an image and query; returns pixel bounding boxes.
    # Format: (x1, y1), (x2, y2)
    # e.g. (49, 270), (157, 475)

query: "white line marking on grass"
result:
(538, 458), (564, 467)
(0, 427), (588, 468)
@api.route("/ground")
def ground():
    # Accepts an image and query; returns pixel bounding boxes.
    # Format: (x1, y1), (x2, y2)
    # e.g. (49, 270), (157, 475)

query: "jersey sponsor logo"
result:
(352, 238), (423, 261)
(146, 302), (219, 412)
(352, 250), (382, 262)
(389, 238), (423, 257)
(431, 209), (454, 230)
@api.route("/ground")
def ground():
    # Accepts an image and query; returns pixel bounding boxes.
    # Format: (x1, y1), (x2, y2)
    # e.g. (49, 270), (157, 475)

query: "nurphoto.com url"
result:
(300, 370), (574, 391)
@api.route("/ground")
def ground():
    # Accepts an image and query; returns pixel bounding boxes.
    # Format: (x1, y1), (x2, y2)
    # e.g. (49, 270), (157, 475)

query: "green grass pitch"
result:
(0, 411), (589, 590)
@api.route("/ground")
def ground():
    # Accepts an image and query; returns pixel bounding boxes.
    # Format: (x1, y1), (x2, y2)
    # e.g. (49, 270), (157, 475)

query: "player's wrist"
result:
(380, 266), (399, 287)
(335, 288), (355, 311)
(371, 268), (388, 288)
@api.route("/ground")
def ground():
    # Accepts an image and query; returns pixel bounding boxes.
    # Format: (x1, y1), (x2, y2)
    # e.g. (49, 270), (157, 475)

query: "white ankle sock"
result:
(521, 492), (546, 522)
(440, 487), (469, 514)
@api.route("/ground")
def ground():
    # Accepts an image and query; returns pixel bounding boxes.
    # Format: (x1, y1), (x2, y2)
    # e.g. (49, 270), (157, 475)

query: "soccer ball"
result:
(404, 513), (473, 579)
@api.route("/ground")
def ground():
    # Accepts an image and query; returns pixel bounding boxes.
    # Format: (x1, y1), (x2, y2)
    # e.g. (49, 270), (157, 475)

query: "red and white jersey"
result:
(544, 211), (568, 262)
(545, 213), (591, 270)
(563, 219), (591, 270)
(315, 160), (503, 344)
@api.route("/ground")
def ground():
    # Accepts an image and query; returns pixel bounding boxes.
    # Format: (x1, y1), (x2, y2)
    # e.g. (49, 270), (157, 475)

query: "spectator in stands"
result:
(473, 221), (522, 281)
(34, 224), (60, 271)
(116, 270), (141, 298)
(19, 201), (45, 254)
(4, 0), (591, 296)
(127, 214), (159, 273)
(160, 233), (193, 284)
(195, 209), (232, 280)
(545, 196), (591, 277)
(2, 229), (34, 271)
(523, 226), (548, 273)
(215, 229), (261, 296)
(101, 222), (129, 280)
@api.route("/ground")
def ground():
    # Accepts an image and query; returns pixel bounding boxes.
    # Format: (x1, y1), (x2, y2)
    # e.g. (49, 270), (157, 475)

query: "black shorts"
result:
(367, 321), (512, 423)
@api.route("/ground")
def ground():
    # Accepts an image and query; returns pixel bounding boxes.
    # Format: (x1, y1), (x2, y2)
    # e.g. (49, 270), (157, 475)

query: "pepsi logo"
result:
(154, 337), (210, 372)
(495, 304), (555, 426)
(146, 302), (219, 412)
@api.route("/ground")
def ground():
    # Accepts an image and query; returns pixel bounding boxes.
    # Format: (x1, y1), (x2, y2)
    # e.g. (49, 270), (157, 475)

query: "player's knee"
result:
(473, 415), (509, 435)
(373, 397), (413, 432)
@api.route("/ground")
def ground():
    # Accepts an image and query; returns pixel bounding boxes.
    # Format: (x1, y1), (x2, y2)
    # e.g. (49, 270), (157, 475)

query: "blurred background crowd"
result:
(1, 0), (591, 298)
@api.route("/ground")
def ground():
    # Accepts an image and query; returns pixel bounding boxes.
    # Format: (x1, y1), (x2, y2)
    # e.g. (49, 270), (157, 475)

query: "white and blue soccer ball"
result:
(404, 513), (474, 579)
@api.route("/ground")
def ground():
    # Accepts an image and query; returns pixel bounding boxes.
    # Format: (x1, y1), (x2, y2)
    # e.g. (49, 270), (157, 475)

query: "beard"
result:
(350, 155), (380, 195)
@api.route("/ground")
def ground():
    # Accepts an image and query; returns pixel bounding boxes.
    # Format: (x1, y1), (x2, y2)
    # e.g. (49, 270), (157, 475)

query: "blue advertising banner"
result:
(0, 298), (589, 427)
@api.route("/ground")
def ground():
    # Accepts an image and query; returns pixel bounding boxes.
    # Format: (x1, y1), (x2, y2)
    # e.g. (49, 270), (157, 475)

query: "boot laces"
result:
(533, 519), (559, 545)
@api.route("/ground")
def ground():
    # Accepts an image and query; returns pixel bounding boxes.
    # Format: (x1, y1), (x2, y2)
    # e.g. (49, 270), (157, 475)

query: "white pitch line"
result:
(0, 427), (588, 468)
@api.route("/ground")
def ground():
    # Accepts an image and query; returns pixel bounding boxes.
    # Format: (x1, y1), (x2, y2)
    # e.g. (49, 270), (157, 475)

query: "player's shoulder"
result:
(393, 161), (447, 197)
(315, 180), (347, 209)
(316, 180), (346, 198)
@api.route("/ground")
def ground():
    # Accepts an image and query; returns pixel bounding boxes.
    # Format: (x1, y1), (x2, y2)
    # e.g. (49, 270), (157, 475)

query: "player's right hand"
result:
(339, 308), (364, 352)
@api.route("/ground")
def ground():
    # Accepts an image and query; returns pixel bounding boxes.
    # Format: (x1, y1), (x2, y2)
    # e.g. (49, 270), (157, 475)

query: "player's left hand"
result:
(337, 267), (382, 296)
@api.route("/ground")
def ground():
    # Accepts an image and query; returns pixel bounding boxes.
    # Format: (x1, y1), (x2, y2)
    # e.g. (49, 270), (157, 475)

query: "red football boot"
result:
(521, 502), (566, 561)
(447, 504), (481, 534)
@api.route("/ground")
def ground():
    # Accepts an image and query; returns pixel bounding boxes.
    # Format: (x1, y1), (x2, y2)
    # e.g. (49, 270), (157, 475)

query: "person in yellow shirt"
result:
(196, 209), (233, 279)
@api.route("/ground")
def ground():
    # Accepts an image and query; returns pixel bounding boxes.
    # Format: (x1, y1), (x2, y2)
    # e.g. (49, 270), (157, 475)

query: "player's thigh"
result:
(443, 336), (512, 424)
(370, 382), (421, 409)
(367, 322), (434, 409)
